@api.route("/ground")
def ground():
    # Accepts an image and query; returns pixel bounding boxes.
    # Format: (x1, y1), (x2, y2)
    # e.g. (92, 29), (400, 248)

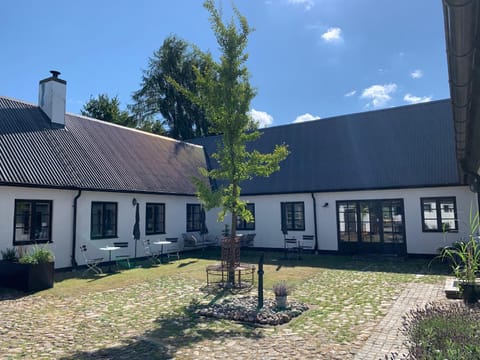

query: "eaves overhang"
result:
(443, 0), (480, 187)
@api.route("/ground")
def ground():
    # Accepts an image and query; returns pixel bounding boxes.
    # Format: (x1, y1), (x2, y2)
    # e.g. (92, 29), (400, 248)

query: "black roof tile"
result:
(191, 99), (460, 194)
(0, 96), (206, 194)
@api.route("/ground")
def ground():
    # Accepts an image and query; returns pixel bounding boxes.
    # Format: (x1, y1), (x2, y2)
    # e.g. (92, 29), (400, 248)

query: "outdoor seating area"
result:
(0, 251), (453, 359)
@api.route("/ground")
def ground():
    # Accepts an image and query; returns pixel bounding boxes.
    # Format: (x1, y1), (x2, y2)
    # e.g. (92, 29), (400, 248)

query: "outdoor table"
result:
(99, 246), (120, 272)
(153, 240), (172, 263)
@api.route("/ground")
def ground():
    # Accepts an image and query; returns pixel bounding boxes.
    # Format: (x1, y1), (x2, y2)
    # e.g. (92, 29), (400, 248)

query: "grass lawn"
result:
(0, 250), (448, 359)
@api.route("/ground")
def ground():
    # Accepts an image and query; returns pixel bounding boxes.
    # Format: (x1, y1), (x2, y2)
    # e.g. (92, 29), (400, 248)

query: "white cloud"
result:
(361, 83), (397, 108)
(410, 69), (423, 79)
(287, 0), (314, 11)
(344, 90), (357, 97)
(293, 113), (320, 123)
(403, 94), (432, 104)
(248, 109), (273, 128)
(321, 27), (343, 43)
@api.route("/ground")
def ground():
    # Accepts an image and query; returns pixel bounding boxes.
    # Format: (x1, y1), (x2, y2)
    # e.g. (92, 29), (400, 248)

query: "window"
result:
(281, 202), (305, 231)
(146, 203), (165, 235)
(91, 202), (118, 239)
(14, 200), (52, 245)
(421, 197), (457, 232)
(186, 204), (202, 232)
(237, 203), (255, 230)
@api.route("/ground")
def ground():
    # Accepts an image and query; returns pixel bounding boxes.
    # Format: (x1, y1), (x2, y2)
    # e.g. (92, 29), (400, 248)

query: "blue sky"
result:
(0, 0), (448, 127)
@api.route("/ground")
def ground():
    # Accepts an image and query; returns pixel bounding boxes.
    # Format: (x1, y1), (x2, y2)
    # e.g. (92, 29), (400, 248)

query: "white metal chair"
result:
(142, 239), (160, 264)
(79, 245), (103, 276)
(299, 235), (315, 257)
(165, 237), (180, 260)
(284, 236), (300, 259)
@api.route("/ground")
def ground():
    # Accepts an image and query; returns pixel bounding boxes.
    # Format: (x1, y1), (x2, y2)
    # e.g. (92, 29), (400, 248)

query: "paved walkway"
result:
(0, 277), (448, 359)
(354, 282), (446, 360)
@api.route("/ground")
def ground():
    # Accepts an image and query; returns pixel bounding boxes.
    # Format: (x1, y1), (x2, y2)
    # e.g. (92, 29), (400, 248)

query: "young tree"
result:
(174, 0), (288, 281)
(130, 35), (211, 140)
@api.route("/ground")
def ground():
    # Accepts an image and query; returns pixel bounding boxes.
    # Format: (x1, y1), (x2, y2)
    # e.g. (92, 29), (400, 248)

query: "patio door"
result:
(337, 199), (406, 255)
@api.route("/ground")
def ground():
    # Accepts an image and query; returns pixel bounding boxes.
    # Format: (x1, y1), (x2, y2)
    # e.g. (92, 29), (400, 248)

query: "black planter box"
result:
(0, 261), (54, 292)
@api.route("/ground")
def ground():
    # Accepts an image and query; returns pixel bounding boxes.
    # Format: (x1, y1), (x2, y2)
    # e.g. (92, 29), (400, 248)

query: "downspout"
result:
(311, 193), (319, 254)
(71, 189), (82, 268)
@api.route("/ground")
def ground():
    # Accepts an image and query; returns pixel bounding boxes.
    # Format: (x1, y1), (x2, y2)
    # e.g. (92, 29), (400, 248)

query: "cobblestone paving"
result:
(0, 273), (446, 359)
(354, 282), (446, 360)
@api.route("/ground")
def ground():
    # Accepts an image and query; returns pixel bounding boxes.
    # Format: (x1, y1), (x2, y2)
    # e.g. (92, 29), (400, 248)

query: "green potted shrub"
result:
(440, 209), (480, 304)
(0, 245), (55, 292)
(273, 281), (292, 309)
(17, 245), (55, 292)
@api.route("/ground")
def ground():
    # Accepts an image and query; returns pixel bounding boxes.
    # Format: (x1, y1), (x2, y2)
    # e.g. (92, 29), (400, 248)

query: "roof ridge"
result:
(68, 113), (204, 149)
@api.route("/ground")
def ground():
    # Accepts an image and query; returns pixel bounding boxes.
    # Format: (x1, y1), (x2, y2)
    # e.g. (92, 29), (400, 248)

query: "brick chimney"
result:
(38, 70), (66, 126)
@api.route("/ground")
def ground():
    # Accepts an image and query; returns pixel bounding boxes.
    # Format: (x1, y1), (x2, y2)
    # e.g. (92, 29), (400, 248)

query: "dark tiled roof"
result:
(0, 96), (206, 194)
(191, 99), (460, 195)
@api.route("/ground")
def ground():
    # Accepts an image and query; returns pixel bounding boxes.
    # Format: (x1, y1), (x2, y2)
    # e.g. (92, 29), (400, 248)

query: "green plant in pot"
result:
(19, 245), (54, 265)
(273, 280), (293, 309)
(1, 247), (19, 262)
(440, 209), (480, 304)
(0, 245), (55, 291)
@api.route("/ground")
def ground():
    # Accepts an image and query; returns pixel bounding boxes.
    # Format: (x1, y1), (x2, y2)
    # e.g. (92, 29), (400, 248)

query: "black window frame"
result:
(145, 203), (166, 235)
(420, 197), (458, 233)
(237, 203), (256, 231)
(186, 203), (202, 232)
(90, 201), (118, 239)
(13, 199), (53, 245)
(281, 201), (305, 231)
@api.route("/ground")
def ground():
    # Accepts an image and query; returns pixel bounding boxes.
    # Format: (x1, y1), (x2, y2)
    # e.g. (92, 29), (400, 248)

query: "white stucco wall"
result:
(74, 192), (199, 266)
(0, 186), (76, 269)
(0, 186), (201, 269)
(1, 185), (476, 269)
(203, 186), (477, 255)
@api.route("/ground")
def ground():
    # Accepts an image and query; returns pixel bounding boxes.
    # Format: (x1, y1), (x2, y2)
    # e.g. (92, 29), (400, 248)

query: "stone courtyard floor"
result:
(0, 255), (450, 359)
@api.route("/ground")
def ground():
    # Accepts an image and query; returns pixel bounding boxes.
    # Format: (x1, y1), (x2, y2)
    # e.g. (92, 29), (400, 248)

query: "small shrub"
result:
(272, 281), (293, 296)
(19, 245), (54, 265)
(403, 302), (480, 359)
(1, 248), (18, 261)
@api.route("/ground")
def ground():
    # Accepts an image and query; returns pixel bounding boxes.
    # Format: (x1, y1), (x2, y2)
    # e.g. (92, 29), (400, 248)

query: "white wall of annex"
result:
(0, 186), (75, 269)
(313, 185), (476, 254)
(205, 193), (316, 249)
(75, 192), (199, 266)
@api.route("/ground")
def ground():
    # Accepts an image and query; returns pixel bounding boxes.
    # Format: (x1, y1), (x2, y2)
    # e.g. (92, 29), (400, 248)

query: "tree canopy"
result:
(81, 94), (135, 127)
(130, 35), (212, 140)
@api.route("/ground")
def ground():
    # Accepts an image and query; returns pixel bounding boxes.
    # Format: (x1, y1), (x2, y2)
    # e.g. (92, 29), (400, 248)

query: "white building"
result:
(1, 71), (477, 270)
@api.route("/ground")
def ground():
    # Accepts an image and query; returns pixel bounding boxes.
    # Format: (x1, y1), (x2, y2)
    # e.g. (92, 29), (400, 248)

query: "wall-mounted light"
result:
(322, 202), (329, 208)
(132, 198), (137, 206)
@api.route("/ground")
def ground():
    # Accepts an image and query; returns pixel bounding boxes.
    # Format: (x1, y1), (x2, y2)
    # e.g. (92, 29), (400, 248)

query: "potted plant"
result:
(440, 209), (480, 304)
(0, 245), (55, 292)
(18, 245), (55, 292)
(273, 280), (292, 309)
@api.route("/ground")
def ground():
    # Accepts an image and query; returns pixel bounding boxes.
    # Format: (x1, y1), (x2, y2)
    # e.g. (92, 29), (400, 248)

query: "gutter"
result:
(442, 0), (478, 175)
(311, 193), (319, 253)
(71, 189), (82, 268)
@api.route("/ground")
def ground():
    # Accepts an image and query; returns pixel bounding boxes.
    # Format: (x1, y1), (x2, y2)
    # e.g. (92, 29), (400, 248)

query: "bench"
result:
(182, 232), (217, 250)
(206, 263), (255, 287)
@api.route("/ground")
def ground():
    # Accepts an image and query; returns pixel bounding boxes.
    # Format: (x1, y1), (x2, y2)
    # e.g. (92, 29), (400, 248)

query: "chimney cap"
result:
(39, 70), (66, 85)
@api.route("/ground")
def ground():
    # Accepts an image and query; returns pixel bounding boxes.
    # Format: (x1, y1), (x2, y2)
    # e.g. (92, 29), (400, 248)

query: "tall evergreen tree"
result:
(130, 35), (210, 140)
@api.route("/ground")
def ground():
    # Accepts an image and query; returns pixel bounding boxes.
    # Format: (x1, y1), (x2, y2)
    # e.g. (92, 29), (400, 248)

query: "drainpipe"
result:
(311, 193), (319, 254)
(71, 189), (82, 269)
